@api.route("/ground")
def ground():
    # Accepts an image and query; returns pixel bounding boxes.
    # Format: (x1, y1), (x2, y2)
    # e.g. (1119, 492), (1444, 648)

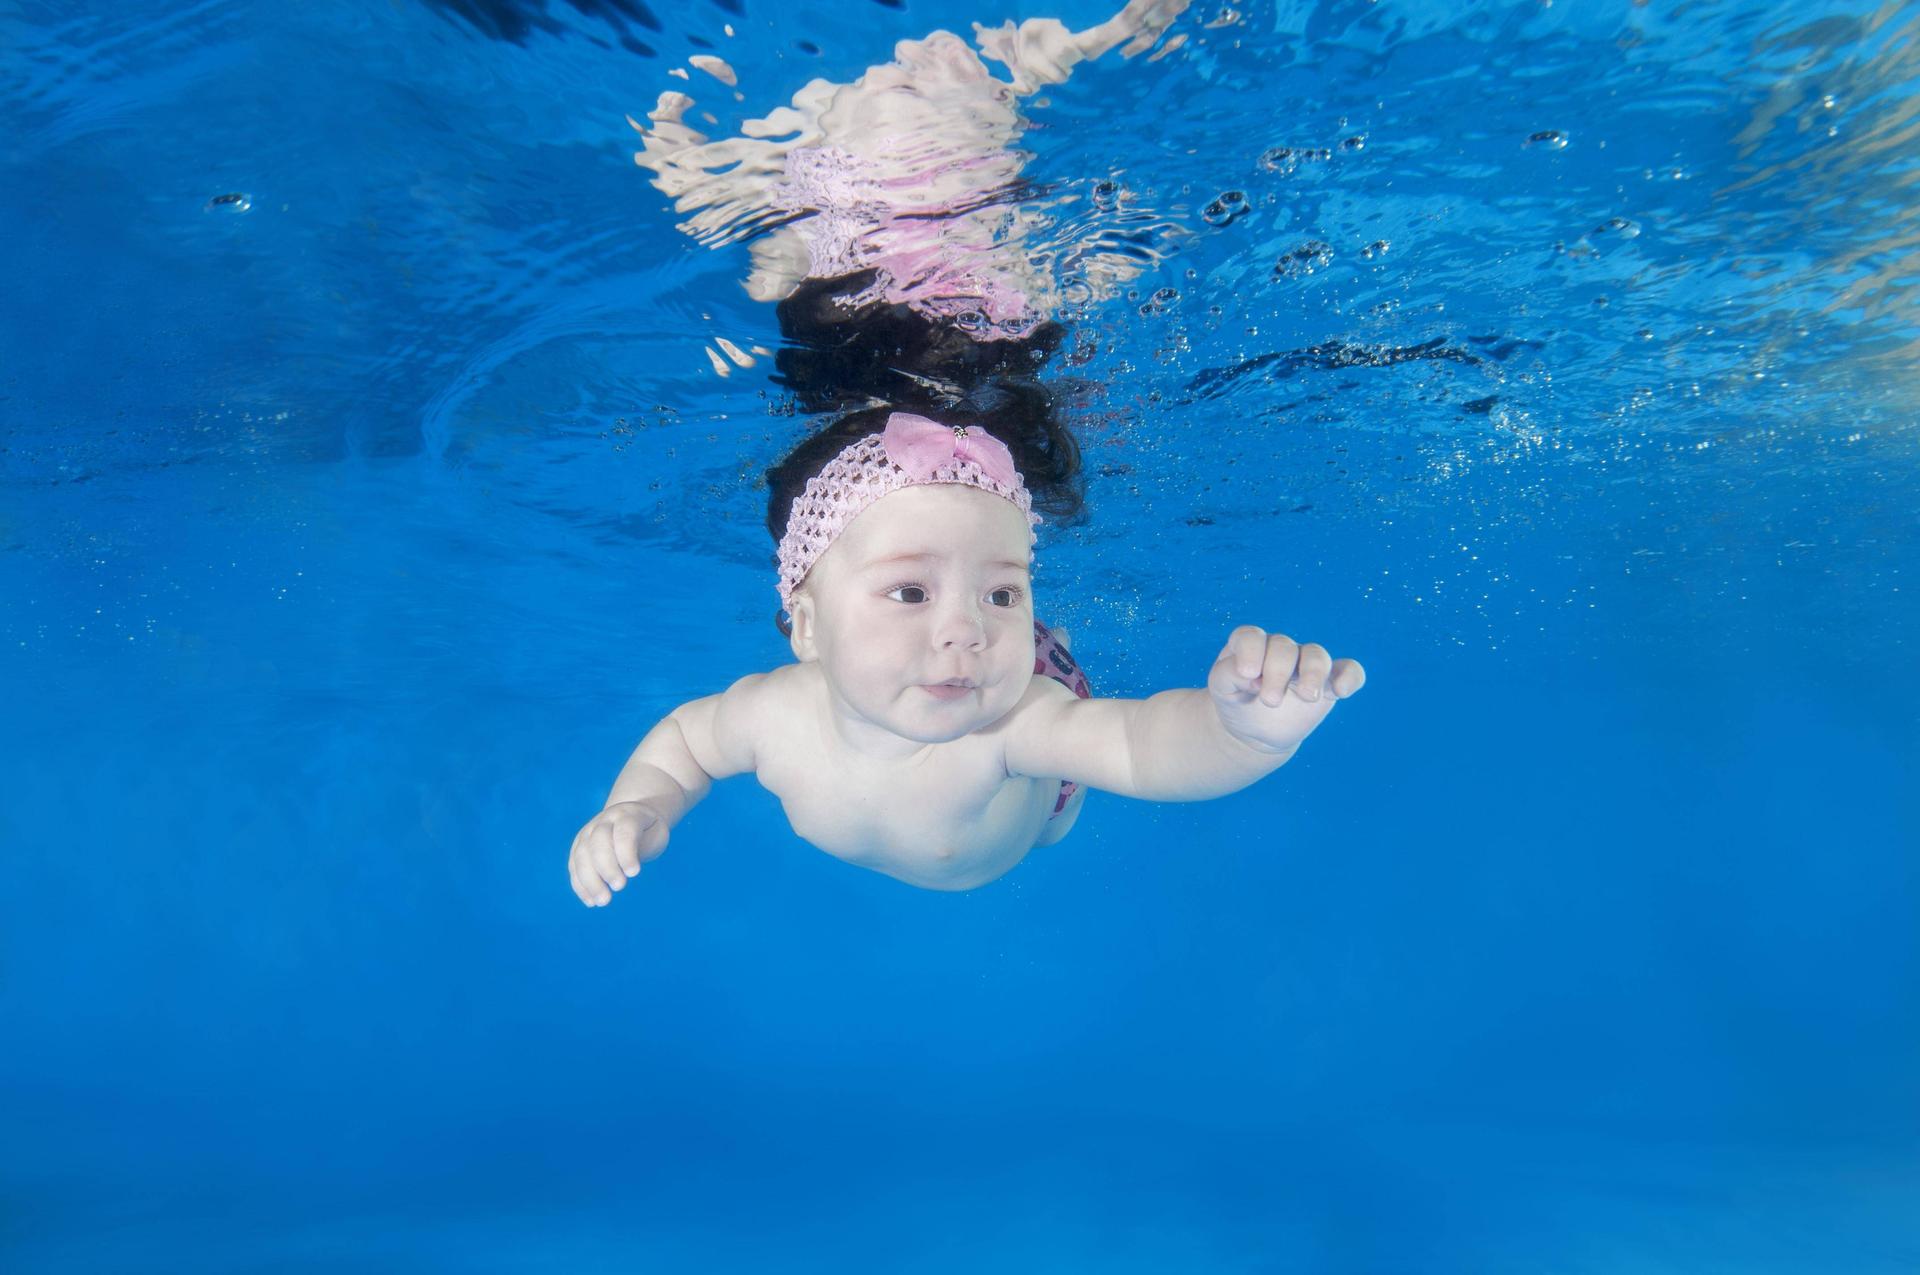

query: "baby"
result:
(567, 411), (1364, 903)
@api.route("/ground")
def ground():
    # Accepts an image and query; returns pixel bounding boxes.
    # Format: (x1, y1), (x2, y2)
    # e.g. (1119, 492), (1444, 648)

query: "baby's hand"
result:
(568, 800), (671, 908)
(1206, 625), (1366, 756)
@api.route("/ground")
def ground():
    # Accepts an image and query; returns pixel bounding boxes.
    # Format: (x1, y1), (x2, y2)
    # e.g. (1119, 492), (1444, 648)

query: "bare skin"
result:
(567, 484), (1365, 902)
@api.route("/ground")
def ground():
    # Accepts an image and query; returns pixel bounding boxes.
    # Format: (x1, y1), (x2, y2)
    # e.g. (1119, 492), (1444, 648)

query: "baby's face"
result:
(794, 484), (1035, 745)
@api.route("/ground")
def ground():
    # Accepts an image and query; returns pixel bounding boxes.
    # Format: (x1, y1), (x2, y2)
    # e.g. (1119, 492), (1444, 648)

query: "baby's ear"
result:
(787, 592), (820, 662)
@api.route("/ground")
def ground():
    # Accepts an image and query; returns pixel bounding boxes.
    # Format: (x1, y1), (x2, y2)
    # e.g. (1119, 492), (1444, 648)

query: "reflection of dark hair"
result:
(765, 272), (1085, 637)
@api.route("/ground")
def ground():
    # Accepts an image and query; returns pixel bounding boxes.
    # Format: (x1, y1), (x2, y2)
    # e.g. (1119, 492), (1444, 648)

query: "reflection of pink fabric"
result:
(774, 144), (1042, 339)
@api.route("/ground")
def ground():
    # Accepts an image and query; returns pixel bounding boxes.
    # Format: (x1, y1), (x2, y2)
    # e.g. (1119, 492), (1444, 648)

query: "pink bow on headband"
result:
(882, 412), (1018, 487)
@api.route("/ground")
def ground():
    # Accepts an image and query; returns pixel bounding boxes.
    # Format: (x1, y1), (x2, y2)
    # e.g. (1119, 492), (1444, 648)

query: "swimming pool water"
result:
(3, 1), (1917, 1271)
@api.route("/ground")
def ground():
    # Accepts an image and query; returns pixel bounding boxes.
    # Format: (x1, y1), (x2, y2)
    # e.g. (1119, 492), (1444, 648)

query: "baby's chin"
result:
(879, 687), (1020, 742)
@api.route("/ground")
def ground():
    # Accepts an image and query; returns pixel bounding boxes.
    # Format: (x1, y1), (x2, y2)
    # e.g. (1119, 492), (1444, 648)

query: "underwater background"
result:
(3, 0), (1917, 1270)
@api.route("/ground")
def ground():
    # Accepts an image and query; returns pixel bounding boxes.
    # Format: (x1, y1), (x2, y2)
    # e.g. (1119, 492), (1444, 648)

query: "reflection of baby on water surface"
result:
(568, 0), (1366, 904)
(632, 0), (1198, 331)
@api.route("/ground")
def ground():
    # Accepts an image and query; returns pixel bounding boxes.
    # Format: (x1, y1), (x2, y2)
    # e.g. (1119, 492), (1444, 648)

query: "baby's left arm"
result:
(1003, 626), (1365, 802)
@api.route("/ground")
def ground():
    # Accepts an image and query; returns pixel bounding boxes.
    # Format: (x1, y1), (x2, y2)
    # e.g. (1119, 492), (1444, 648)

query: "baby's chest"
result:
(757, 738), (1051, 877)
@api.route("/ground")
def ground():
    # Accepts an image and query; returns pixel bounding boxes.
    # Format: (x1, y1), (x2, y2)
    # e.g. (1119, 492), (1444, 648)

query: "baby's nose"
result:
(934, 602), (988, 650)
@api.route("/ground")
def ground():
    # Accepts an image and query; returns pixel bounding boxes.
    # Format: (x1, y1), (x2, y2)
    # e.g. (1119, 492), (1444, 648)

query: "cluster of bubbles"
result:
(954, 310), (1044, 338)
(1183, 130), (1390, 286)
(1255, 134), (1365, 175)
(1556, 216), (1643, 259)
(1137, 286), (1181, 317)
(1273, 240), (1335, 279)
(1258, 145), (1332, 175)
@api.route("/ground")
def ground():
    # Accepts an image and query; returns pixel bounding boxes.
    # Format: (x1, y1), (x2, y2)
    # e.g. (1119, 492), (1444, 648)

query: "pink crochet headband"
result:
(776, 411), (1040, 611)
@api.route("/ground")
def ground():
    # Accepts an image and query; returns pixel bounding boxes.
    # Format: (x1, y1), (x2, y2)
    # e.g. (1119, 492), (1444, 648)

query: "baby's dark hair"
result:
(765, 270), (1085, 637)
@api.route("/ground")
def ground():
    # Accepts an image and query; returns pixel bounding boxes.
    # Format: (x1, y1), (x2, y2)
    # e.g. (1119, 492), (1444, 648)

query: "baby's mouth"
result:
(921, 679), (977, 700)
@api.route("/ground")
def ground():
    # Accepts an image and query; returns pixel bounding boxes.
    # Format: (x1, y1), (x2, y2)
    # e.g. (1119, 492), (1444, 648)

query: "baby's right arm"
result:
(567, 673), (766, 908)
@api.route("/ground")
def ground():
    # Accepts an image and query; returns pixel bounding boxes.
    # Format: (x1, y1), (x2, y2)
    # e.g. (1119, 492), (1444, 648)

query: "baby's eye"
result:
(988, 586), (1024, 608)
(885, 583), (929, 604)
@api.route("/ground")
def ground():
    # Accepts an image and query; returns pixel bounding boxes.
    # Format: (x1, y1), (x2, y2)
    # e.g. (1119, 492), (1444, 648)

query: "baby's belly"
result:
(771, 771), (1059, 891)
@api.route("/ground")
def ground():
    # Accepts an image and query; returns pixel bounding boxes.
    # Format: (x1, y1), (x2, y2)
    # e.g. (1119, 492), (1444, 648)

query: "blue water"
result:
(3, 1), (1917, 1270)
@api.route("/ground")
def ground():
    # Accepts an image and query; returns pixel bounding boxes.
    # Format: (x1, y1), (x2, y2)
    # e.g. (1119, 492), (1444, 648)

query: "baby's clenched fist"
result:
(568, 800), (671, 907)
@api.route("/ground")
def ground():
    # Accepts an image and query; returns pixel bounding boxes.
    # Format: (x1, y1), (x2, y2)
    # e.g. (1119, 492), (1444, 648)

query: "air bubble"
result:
(1258, 146), (1331, 175)
(1592, 216), (1641, 239)
(1273, 240), (1334, 278)
(955, 310), (988, 332)
(1525, 130), (1570, 150)
(1359, 239), (1390, 260)
(1092, 179), (1120, 212)
(205, 192), (251, 213)
(1202, 190), (1250, 226)
(1340, 133), (1367, 152)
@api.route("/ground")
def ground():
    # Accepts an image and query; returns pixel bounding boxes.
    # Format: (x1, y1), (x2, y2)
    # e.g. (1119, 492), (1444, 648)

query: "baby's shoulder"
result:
(677, 662), (819, 774)
(755, 660), (821, 706)
(738, 662), (825, 750)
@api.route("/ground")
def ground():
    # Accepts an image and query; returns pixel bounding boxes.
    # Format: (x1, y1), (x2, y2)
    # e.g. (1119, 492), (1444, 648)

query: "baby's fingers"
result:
(590, 826), (635, 898)
(1254, 634), (1300, 706)
(1288, 642), (1333, 702)
(607, 818), (648, 879)
(565, 821), (628, 908)
(569, 858), (603, 908)
(1211, 626), (1272, 699)
(567, 841), (608, 907)
(567, 824), (604, 907)
(1329, 658), (1367, 699)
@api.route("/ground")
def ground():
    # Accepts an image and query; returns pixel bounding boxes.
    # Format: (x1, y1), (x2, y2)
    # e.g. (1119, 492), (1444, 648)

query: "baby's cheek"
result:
(996, 661), (1035, 710)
